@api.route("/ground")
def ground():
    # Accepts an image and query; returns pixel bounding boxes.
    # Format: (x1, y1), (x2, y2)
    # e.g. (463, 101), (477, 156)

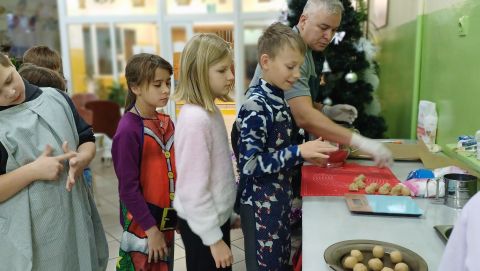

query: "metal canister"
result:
(444, 173), (478, 208)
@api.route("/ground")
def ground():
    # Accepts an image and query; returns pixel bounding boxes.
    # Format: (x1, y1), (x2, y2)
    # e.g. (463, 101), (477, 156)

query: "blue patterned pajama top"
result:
(236, 79), (304, 270)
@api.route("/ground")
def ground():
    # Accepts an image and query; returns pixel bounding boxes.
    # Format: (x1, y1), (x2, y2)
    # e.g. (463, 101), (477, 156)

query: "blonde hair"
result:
(174, 33), (233, 112)
(303, 0), (344, 16)
(258, 22), (307, 64)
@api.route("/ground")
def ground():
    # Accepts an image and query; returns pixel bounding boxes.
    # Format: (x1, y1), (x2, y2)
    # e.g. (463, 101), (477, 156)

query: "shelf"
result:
(443, 143), (480, 175)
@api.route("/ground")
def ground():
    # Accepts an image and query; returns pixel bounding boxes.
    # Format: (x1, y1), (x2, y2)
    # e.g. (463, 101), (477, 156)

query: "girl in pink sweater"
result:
(173, 33), (236, 271)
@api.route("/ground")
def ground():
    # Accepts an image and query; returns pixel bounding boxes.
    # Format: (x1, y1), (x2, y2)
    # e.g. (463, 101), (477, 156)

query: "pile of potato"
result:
(342, 245), (410, 271)
(348, 174), (411, 196)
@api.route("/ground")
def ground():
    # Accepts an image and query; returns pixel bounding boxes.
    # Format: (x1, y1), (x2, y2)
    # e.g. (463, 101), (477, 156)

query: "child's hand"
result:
(209, 240), (233, 268)
(31, 145), (76, 181)
(299, 139), (338, 166)
(145, 226), (169, 263)
(61, 141), (88, 191)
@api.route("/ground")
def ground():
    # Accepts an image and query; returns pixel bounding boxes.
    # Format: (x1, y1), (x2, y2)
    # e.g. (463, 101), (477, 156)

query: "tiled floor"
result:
(92, 113), (246, 271)
(91, 162), (247, 271)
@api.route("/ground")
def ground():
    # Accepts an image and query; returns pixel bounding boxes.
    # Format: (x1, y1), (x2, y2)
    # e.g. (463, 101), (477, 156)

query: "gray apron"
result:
(0, 87), (108, 271)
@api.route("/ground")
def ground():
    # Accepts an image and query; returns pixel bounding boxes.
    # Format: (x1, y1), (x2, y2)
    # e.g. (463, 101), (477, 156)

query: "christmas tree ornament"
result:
(320, 59), (331, 86)
(345, 70), (358, 83)
(322, 59), (332, 73)
(332, 31), (346, 45)
(323, 97), (333, 106)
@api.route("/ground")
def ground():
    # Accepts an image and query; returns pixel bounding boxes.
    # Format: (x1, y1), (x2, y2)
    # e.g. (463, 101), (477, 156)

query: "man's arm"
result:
(288, 95), (392, 167)
(288, 95), (352, 144)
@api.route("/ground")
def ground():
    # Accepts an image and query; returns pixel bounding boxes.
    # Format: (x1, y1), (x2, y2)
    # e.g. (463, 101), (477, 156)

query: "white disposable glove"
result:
(322, 104), (358, 123)
(350, 133), (393, 168)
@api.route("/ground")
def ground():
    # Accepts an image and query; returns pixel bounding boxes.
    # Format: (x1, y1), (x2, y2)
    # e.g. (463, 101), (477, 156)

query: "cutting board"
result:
(301, 163), (400, 196)
(349, 142), (422, 161)
(345, 194), (424, 216)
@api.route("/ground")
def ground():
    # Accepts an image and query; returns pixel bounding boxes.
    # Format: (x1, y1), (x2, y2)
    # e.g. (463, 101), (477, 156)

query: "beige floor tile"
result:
(106, 258), (118, 271)
(231, 245), (245, 263)
(104, 224), (124, 241)
(101, 212), (120, 228)
(91, 144), (250, 271)
(231, 238), (244, 250)
(175, 231), (182, 240)
(173, 258), (187, 271)
(230, 228), (244, 241)
(105, 232), (116, 242)
(108, 240), (121, 259)
(174, 244), (186, 260)
(232, 260), (247, 271)
(175, 237), (184, 249)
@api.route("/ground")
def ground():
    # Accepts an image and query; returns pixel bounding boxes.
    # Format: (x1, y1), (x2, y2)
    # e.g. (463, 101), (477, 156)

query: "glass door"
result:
(164, 23), (193, 120)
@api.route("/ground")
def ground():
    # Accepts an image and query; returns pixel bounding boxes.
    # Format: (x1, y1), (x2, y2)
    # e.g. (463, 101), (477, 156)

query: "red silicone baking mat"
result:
(301, 163), (400, 196)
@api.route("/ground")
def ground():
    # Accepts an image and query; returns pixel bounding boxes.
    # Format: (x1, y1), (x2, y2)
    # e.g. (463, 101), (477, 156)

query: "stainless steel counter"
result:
(302, 160), (461, 271)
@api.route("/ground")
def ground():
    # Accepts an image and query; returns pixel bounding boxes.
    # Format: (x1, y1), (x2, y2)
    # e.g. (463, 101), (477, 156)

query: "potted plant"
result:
(107, 81), (127, 107)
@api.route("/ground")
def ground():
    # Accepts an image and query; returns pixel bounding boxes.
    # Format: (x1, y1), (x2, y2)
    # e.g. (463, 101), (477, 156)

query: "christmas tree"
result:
(287, 0), (387, 138)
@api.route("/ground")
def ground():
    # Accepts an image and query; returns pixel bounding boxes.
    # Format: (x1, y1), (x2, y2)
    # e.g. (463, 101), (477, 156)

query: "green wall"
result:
(376, 0), (480, 146)
(420, 1), (480, 145)
(376, 20), (418, 139)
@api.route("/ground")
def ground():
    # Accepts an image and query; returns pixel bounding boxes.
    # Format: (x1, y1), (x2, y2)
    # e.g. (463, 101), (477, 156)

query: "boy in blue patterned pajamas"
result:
(235, 23), (338, 271)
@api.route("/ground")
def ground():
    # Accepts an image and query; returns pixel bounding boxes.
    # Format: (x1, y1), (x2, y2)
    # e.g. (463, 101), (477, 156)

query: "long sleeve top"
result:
(438, 192), (480, 271)
(173, 104), (236, 246)
(111, 112), (156, 231)
(236, 79), (303, 207)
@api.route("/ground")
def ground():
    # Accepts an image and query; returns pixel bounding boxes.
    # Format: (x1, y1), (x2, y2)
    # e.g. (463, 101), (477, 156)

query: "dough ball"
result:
(378, 185), (391, 195)
(365, 184), (377, 194)
(372, 245), (385, 258)
(354, 174), (366, 183)
(390, 250), (403, 263)
(390, 185), (403, 196)
(342, 256), (358, 269)
(349, 182), (359, 191)
(354, 175), (366, 189)
(350, 249), (364, 261)
(368, 258), (384, 271)
(401, 186), (411, 196)
(371, 183), (380, 190)
(381, 268), (394, 271)
(353, 263), (368, 271)
(394, 262), (409, 271)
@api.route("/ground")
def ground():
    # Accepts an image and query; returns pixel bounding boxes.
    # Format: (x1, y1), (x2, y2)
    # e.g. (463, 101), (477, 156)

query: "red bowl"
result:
(325, 148), (350, 167)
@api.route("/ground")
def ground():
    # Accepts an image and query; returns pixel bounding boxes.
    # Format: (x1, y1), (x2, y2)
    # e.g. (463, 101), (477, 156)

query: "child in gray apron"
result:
(0, 54), (108, 270)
